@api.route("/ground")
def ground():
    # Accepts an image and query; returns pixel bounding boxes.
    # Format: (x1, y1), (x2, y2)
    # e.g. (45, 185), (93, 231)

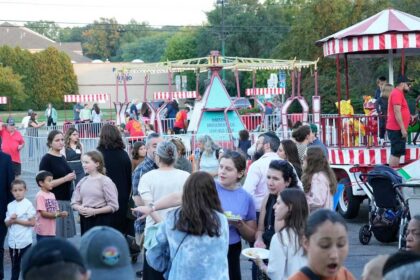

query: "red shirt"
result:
(126, 120), (144, 139)
(386, 87), (410, 130)
(174, 110), (187, 129)
(1, 129), (24, 163)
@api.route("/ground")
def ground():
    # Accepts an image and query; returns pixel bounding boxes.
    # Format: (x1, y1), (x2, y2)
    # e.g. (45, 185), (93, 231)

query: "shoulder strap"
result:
(300, 266), (321, 280)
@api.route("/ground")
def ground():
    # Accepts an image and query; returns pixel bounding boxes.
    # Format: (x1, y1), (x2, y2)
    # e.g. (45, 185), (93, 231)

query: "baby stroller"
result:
(358, 165), (405, 245)
(396, 178), (420, 249)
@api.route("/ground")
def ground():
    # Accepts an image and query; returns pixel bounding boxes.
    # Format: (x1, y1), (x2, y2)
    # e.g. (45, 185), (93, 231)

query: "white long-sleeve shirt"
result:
(243, 152), (302, 210)
(267, 230), (307, 280)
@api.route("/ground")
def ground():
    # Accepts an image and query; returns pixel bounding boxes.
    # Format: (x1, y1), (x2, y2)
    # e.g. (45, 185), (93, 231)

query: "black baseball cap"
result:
(21, 238), (86, 278)
(80, 226), (134, 280)
(396, 75), (414, 85)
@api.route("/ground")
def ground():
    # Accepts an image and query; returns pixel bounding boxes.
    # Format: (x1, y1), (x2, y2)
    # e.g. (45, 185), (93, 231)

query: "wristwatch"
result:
(148, 203), (156, 212)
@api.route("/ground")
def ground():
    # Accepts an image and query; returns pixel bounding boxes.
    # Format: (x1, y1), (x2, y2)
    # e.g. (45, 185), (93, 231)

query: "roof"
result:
(0, 22), (91, 63)
(317, 8), (420, 44)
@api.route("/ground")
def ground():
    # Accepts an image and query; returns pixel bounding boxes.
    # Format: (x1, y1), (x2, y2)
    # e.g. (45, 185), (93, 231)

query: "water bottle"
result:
(384, 209), (396, 222)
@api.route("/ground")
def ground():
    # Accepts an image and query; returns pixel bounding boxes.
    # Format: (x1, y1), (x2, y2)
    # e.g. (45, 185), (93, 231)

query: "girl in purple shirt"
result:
(217, 150), (257, 280)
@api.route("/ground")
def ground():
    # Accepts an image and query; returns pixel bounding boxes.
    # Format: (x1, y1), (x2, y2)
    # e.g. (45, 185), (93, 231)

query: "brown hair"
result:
(170, 138), (186, 156)
(280, 139), (301, 174)
(220, 150), (246, 181)
(131, 141), (145, 160)
(11, 179), (27, 190)
(175, 172), (223, 236)
(97, 124), (125, 150)
(64, 127), (82, 150)
(84, 151), (106, 175)
(302, 146), (337, 194)
(381, 83), (393, 99)
(292, 125), (311, 143)
(279, 189), (308, 253)
(46, 130), (63, 148)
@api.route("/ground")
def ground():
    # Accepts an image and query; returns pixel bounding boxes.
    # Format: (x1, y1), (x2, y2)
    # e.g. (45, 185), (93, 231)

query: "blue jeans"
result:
(36, 235), (55, 242)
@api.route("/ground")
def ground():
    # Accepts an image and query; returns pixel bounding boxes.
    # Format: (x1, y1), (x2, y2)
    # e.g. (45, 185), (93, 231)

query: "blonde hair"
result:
(84, 151), (106, 175)
(381, 83), (393, 99)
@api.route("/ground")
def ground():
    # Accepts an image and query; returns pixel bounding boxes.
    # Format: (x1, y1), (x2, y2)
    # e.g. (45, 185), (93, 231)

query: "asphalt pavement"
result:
(3, 172), (397, 280)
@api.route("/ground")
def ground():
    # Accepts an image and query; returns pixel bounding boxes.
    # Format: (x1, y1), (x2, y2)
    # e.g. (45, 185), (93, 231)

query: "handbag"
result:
(300, 266), (321, 280)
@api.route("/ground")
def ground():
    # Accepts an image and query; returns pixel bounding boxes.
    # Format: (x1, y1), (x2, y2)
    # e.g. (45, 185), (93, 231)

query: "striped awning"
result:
(153, 91), (197, 100)
(0, 96), (7, 104)
(64, 94), (109, 103)
(317, 9), (420, 57)
(245, 88), (285, 96)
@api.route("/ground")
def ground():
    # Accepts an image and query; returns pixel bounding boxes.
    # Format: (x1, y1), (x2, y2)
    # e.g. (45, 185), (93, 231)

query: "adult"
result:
(255, 160), (299, 251)
(383, 251), (420, 280)
(80, 104), (91, 122)
(0, 118), (25, 177)
(63, 127), (84, 187)
(130, 99), (139, 120)
(243, 132), (281, 214)
(138, 141), (190, 280)
(131, 132), (162, 278)
(27, 112), (45, 158)
(97, 124), (132, 235)
(289, 209), (355, 280)
(374, 76), (387, 100)
(91, 103), (102, 136)
(44, 103), (58, 127)
(173, 107), (189, 134)
(406, 215), (420, 253)
(131, 141), (146, 171)
(21, 238), (89, 280)
(125, 116), (144, 142)
(165, 100), (179, 129)
(170, 138), (192, 173)
(307, 124), (328, 159)
(387, 75), (412, 167)
(196, 135), (221, 177)
(20, 109), (33, 129)
(302, 146), (337, 213)
(0, 151), (14, 280)
(292, 125), (315, 164)
(237, 129), (251, 159)
(147, 172), (229, 280)
(39, 130), (76, 238)
(277, 139), (302, 179)
(73, 102), (83, 122)
(376, 84), (392, 144)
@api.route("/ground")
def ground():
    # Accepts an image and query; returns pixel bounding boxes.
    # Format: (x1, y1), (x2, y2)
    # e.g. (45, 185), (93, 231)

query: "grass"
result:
(0, 109), (115, 123)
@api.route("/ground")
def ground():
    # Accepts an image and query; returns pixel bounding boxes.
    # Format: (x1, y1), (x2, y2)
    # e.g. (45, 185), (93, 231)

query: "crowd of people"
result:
(0, 77), (420, 279)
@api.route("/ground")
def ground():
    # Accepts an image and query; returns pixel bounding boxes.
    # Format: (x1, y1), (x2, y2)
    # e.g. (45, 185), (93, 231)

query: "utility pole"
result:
(217, 0), (227, 81)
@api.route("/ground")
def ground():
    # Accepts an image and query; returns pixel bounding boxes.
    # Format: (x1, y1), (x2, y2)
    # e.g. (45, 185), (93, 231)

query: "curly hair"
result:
(268, 160), (299, 189)
(302, 146), (337, 194)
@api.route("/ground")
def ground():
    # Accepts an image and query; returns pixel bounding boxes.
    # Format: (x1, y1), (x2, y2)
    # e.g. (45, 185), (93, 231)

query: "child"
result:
(289, 209), (355, 280)
(35, 170), (68, 241)
(71, 151), (119, 235)
(255, 188), (308, 279)
(302, 146), (337, 212)
(5, 179), (35, 280)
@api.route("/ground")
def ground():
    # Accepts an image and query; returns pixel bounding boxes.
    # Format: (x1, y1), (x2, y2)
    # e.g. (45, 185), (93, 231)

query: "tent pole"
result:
(401, 49), (405, 76)
(336, 54), (342, 148)
(344, 54), (349, 100)
(388, 50), (394, 85)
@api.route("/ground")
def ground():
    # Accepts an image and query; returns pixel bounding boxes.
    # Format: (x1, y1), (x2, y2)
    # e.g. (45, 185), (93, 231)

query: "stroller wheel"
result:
(359, 225), (372, 245)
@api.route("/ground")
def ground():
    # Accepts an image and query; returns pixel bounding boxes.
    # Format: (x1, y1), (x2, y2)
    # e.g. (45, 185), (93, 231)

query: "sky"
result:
(0, 0), (216, 27)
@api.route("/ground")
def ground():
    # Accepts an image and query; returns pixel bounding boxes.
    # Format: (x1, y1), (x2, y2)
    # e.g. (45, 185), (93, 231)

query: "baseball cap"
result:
(80, 226), (134, 280)
(6, 118), (15, 126)
(396, 75), (414, 85)
(309, 123), (318, 133)
(21, 238), (86, 278)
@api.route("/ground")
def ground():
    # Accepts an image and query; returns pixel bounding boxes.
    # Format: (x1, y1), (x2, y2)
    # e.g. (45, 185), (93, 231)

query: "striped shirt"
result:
(131, 156), (158, 196)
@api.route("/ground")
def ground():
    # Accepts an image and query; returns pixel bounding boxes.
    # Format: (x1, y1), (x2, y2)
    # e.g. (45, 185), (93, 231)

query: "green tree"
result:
(82, 18), (122, 60)
(31, 47), (78, 108)
(0, 66), (25, 108)
(119, 33), (172, 62)
(24, 21), (61, 41)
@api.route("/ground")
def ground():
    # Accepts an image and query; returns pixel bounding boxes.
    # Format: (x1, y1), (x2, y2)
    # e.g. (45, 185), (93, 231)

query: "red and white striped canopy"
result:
(64, 94), (109, 103)
(317, 9), (420, 57)
(245, 88), (285, 96)
(153, 91), (197, 100)
(0, 96), (7, 104)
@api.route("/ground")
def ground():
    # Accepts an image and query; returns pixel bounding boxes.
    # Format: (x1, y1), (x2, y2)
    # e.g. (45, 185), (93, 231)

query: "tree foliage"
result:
(24, 21), (61, 41)
(0, 66), (25, 104)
